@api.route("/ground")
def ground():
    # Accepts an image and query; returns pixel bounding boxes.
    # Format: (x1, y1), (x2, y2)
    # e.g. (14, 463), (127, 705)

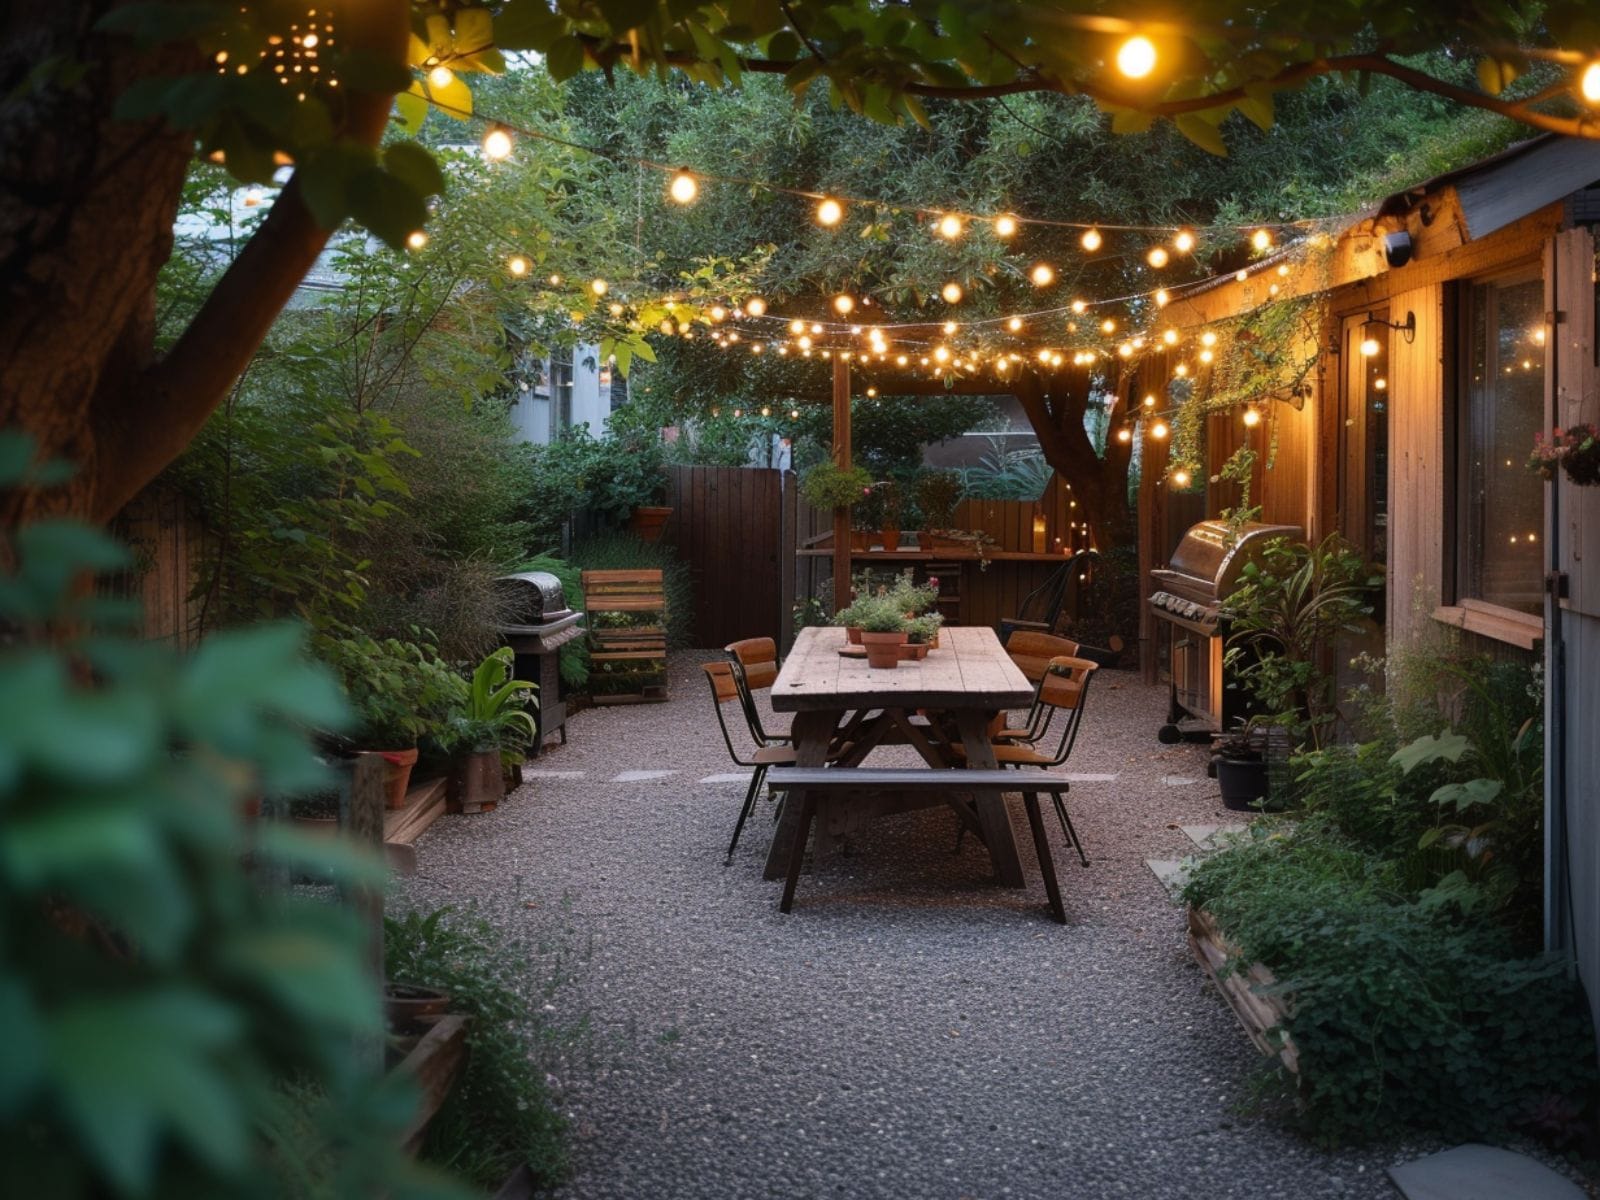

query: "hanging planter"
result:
(1528, 423), (1600, 486)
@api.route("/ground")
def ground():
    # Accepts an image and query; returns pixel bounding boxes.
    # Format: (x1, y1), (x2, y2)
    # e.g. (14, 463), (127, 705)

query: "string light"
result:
(866, 386), (878, 397)
(746, 297), (766, 316)
(1235, 269), (1249, 282)
(1151, 420), (1170, 439)
(709, 304), (727, 321)
(936, 214), (963, 239)
(1360, 335), (1381, 357)
(941, 281), (964, 304)
(482, 125), (513, 160)
(1242, 406), (1262, 427)
(1117, 427), (1132, 443)
(1582, 62), (1600, 103)
(1147, 246), (1169, 269)
(816, 197), (843, 226)
(833, 293), (855, 315)
(943, 320), (958, 335)
(1008, 316), (1024, 332)
(1081, 227), (1103, 252)
(1171, 468), (1191, 487)
(405, 230), (428, 250)
(1199, 348), (1214, 364)
(428, 65), (454, 89)
(789, 319), (805, 335)
(1142, 393), (1156, 407)
(1251, 228), (1273, 251)
(994, 214), (1018, 238)
(548, 273), (562, 285)
(1173, 229), (1195, 253)
(789, 408), (800, 419)
(1071, 299), (1087, 314)
(590, 278), (608, 296)
(1116, 36), (1158, 80)
(1100, 317), (1116, 334)
(507, 255), (529, 277)
(669, 169), (698, 204)
(1030, 263), (1056, 287)
(1162, 329), (1178, 345)
(1200, 331), (1218, 347)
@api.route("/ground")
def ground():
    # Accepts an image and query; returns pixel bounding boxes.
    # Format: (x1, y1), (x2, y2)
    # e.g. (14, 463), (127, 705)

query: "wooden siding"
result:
(1384, 283), (1448, 645)
(108, 487), (204, 650)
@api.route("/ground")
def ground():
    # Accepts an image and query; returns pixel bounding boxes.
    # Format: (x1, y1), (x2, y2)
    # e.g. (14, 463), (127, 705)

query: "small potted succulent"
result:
(441, 648), (539, 815)
(902, 612), (944, 660)
(858, 598), (908, 668)
(1211, 720), (1271, 811)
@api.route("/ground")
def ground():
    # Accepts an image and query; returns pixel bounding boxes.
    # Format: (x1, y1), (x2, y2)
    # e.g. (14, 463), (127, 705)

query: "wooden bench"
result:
(763, 767), (1076, 923)
(581, 568), (669, 704)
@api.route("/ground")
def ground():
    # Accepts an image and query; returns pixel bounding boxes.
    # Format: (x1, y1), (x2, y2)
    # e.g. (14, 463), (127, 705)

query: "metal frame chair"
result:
(724, 638), (790, 745)
(994, 631), (1083, 745)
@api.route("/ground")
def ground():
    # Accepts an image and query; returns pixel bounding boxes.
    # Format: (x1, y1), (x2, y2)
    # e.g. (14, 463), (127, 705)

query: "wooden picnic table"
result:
(762, 624), (1036, 886)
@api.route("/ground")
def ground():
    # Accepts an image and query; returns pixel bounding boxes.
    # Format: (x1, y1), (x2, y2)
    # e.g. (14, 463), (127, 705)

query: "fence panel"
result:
(663, 464), (788, 648)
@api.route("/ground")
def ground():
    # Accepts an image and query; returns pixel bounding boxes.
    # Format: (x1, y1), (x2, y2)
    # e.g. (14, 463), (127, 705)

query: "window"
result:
(548, 355), (573, 438)
(1457, 271), (1544, 616)
(1340, 310), (1390, 569)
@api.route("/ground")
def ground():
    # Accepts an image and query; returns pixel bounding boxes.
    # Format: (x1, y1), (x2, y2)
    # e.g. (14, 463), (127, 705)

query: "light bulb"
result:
(1582, 61), (1600, 103)
(1173, 229), (1195, 253)
(1143, 393), (1156, 407)
(609, 302), (624, 316)
(1235, 269), (1249, 282)
(936, 214), (963, 239)
(1147, 246), (1169, 269)
(507, 255), (530, 277)
(1360, 336), (1381, 357)
(590, 278), (608, 296)
(428, 65), (454, 89)
(405, 230), (428, 250)
(1118, 342), (1134, 358)
(942, 320), (958, 335)
(816, 197), (843, 226)
(789, 408), (799, 419)
(811, 323), (823, 334)
(1200, 331), (1218, 347)
(746, 297), (766, 316)
(833, 293), (855, 315)
(1242, 406), (1262, 427)
(1081, 227), (1103, 252)
(1155, 288), (1170, 307)
(934, 346), (951, 364)
(669, 170), (698, 204)
(797, 335), (812, 350)
(866, 386), (878, 397)
(1199, 348), (1214, 364)
(1030, 262), (1056, 287)
(482, 126), (513, 161)
(1100, 317), (1116, 334)
(760, 405), (771, 417)
(1162, 329), (1178, 345)
(1117, 427), (1132, 443)
(789, 319), (805, 335)
(549, 274), (562, 285)
(1116, 35), (1157, 80)
(1172, 468), (1190, 487)
(1071, 299), (1087, 314)
(709, 305), (726, 321)
(941, 281), (963, 304)
(752, 343), (764, 354)
(994, 214), (1018, 238)
(1251, 228), (1272, 252)
(1174, 362), (1189, 377)
(1008, 316), (1023, 332)
(1151, 420), (1169, 439)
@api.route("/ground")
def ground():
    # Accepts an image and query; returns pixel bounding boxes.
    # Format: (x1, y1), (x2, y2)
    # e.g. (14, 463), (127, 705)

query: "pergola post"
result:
(832, 355), (852, 612)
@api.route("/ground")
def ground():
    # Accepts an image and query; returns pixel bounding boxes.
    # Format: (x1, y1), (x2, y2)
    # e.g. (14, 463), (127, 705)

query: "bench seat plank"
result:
(766, 767), (1073, 792)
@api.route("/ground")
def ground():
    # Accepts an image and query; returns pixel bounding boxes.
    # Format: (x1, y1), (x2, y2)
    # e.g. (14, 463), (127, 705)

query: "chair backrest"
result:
(1007, 631), (1083, 683)
(702, 662), (750, 765)
(725, 637), (779, 691)
(723, 653), (774, 746)
(1035, 655), (1098, 765)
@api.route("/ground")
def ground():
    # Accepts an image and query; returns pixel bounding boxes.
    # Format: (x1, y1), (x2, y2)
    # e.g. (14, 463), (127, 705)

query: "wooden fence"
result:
(108, 486), (206, 649)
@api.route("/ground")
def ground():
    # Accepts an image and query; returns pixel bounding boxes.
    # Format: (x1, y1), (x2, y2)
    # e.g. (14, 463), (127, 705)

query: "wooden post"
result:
(344, 753), (388, 1067)
(831, 355), (852, 612)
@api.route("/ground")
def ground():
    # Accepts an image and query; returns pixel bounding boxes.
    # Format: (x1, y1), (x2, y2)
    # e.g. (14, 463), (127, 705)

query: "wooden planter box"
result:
(390, 1014), (471, 1153)
(1187, 906), (1299, 1076)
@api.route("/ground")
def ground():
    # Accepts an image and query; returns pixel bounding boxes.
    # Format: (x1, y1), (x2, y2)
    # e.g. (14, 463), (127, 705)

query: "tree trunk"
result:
(1009, 367), (1135, 550)
(0, 0), (408, 528)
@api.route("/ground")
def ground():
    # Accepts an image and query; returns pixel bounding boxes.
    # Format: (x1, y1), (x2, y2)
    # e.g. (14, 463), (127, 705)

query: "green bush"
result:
(384, 909), (566, 1191)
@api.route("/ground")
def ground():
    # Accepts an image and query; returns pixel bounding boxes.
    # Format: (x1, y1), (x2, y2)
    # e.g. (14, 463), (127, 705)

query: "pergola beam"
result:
(832, 355), (852, 612)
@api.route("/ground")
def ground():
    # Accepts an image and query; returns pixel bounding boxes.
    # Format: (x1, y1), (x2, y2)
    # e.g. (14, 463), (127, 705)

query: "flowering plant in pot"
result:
(1528, 423), (1600, 486)
(902, 612), (944, 660)
(857, 598), (909, 668)
(440, 648), (539, 814)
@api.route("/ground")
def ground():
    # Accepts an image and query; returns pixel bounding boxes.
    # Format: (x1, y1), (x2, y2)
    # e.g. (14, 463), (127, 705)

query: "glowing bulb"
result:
(1030, 263), (1056, 287)
(1142, 393), (1156, 407)
(789, 319), (805, 335)
(936, 214), (963, 239)
(1162, 329), (1178, 346)
(942, 320), (958, 335)
(1155, 288), (1170, 308)
(934, 346), (951, 364)
(1100, 318), (1116, 335)
(760, 405), (771, 417)
(669, 170), (698, 204)
(709, 305), (727, 322)
(1116, 35), (1157, 80)
(816, 197), (843, 226)
(896, 354), (908, 365)
(1360, 336), (1381, 357)
(1200, 331), (1218, 347)
(1174, 362), (1189, 377)
(1081, 227), (1103, 252)
(811, 323), (823, 335)
(1147, 246), (1169, 269)
(590, 278), (608, 296)
(1071, 299), (1087, 314)
(1235, 269), (1249, 282)
(1118, 342), (1134, 358)
(833, 294), (855, 315)
(1008, 316), (1023, 332)
(549, 274), (562, 285)
(789, 408), (799, 419)
(1173, 229), (1195, 253)
(1582, 61), (1600, 103)
(941, 281), (963, 304)
(746, 297), (766, 316)
(1251, 228), (1273, 252)
(1172, 468), (1191, 487)
(1151, 420), (1169, 440)
(428, 65), (454, 89)
(507, 255), (530, 277)
(797, 335), (812, 350)
(405, 230), (428, 250)
(242, 187), (263, 207)
(994, 214), (1018, 238)
(482, 126), (513, 161)
(866, 386), (878, 397)
(1242, 406), (1262, 428)
(733, 408), (742, 418)
(1199, 348), (1214, 364)
(609, 302), (624, 316)
(1117, 427), (1132, 444)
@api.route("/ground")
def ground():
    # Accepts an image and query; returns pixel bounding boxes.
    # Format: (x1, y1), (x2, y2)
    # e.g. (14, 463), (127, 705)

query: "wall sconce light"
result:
(1363, 310), (1416, 345)
(1381, 231), (1413, 268)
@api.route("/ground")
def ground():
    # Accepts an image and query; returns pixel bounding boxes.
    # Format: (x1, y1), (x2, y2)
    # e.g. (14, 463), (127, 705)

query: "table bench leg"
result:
(780, 791), (816, 913)
(1022, 792), (1066, 924)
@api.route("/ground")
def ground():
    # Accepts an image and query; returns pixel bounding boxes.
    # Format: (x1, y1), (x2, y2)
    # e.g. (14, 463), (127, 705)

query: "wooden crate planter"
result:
(1187, 906), (1300, 1076)
(581, 568), (669, 704)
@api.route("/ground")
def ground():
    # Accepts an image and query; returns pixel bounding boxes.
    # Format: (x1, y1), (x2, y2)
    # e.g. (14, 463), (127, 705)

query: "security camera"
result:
(1382, 231), (1414, 269)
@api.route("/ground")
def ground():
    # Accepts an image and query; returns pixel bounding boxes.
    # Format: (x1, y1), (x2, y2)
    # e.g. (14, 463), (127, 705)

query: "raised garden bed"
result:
(1186, 906), (1299, 1076)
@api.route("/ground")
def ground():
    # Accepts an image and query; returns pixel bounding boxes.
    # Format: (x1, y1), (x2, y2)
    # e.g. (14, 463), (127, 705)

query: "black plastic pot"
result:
(1214, 755), (1270, 811)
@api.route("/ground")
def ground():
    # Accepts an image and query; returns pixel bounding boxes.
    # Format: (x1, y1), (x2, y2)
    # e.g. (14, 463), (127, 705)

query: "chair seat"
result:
(752, 741), (855, 766)
(991, 728), (1034, 741)
(950, 743), (1053, 766)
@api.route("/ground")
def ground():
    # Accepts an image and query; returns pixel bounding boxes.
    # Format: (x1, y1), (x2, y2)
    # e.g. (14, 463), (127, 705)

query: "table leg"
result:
(955, 709), (1025, 887)
(762, 709), (840, 881)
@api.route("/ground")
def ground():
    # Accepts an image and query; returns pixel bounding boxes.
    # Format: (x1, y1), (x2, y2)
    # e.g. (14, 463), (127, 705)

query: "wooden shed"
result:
(1144, 135), (1600, 1037)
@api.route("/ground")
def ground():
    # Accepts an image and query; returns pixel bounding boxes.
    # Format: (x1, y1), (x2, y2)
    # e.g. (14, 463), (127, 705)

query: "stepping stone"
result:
(1162, 774), (1207, 786)
(1388, 1144), (1587, 1200)
(699, 773), (752, 784)
(521, 769), (585, 779)
(1145, 858), (1190, 897)
(1181, 822), (1249, 851)
(612, 770), (678, 783)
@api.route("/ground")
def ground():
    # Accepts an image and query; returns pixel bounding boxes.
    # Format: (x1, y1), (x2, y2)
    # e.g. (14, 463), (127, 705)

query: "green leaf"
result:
(545, 35), (586, 82)
(338, 49), (413, 95)
(1390, 730), (1472, 774)
(392, 88), (429, 136)
(383, 141), (446, 200)
(1109, 107), (1155, 135)
(490, 4), (568, 50)
(94, 2), (231, 48)
(346, 165), (430, 250)
(1173, 113), (1229, 157)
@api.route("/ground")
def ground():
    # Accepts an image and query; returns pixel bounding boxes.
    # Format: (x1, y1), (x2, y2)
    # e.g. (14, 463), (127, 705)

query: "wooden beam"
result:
(832, 355), (852, 612)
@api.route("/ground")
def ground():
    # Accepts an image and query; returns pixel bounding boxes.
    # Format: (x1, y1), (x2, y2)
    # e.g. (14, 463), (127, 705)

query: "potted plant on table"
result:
(442, 648), (539, 815)
(801, 460), (874, 549)
(858, 598), (909, 668)
(319, 633), (467, 809)
(902, 612), (944, 660)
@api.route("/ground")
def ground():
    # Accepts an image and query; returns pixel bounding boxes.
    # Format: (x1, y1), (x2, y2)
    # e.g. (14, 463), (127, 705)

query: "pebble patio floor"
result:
(395, 653), (1452, 1200)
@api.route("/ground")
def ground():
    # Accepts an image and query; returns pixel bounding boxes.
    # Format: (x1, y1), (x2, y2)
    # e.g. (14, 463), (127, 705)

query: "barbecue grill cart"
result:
(1148, 520), (1301, 743)
(496, 571), (584, 756)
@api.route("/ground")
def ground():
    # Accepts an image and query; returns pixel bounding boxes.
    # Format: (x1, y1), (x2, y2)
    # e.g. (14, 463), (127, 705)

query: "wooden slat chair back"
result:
(1005, 630), (1083, 683)
(725, 637), (780, 690)
(583, 568), (668, 703)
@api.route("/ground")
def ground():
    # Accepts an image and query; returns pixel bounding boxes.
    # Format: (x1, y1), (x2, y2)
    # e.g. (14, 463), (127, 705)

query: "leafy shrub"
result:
(315, 632), (467, 748)
(0, 436), (460, 1199)
(523, 422), (669, 541)
(799, 460), (872, 510)
(384, 909), (566, 1191)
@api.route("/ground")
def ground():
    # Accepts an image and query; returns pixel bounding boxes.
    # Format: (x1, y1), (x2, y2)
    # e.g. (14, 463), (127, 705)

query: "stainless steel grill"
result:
(496, 572), (584, 755)
(1149, 520), (1300, 740)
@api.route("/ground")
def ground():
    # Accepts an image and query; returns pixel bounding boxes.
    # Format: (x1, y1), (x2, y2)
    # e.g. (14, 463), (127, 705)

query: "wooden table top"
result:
(772, 625), (1034, 713)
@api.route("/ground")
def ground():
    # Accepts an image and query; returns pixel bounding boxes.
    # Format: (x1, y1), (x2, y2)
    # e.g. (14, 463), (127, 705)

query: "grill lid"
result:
(1150, 520), (1302, 610)
(496, 571), (573, 626)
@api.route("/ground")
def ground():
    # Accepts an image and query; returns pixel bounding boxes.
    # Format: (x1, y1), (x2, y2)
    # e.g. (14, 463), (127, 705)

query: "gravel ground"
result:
(392, 653), (1567, 1200)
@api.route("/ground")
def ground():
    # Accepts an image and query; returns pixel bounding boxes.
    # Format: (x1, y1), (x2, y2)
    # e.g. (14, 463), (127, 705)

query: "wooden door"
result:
(662, 464), (787, 648)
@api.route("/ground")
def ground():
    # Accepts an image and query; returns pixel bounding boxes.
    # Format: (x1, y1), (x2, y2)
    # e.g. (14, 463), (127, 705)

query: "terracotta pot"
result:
(362, 748), (418, 809)
(898, 642), (930, 661)
(450, 748), (504, 815)
(851, 530), (871, 551)
(845, 625), (864, 645)
(916, 530), (934, 551)
(385, 982), (452, 1032)
(861, 631), (906, 669)
(881, 527), (901, 552)
(628, 505), (673, 543)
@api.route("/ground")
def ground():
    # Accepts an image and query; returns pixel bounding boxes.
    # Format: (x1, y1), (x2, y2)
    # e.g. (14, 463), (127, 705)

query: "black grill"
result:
(495, 572), (584, 755)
